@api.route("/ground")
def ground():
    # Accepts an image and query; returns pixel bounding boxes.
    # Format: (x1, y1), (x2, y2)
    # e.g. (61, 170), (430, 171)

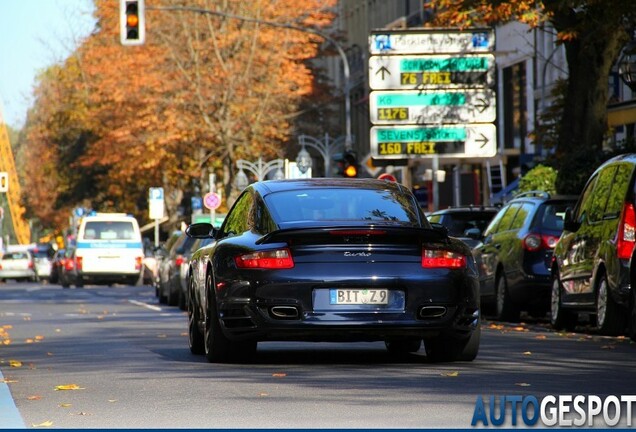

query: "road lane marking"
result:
(0, 369), (26, 428)
(128, 300), (162, 311)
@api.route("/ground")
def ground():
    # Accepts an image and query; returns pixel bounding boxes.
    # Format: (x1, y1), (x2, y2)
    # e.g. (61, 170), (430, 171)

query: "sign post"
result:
(148, 187), (164, 247)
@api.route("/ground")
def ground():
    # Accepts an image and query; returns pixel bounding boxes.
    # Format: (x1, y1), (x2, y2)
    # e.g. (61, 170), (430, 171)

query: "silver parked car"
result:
(0, 251), (37, 282)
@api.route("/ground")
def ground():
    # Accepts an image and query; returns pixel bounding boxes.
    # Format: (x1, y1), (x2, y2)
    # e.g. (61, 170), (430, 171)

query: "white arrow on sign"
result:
(370, 124), (497, 160)
(369, 89), (496, 125)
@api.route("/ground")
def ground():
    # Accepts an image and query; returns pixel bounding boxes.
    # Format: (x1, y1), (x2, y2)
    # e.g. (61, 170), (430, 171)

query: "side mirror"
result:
(430, 222), (448, 236)
(562, 207), (581, 232)
(464, 227), (482, 240)
(186, 222), (216, 239)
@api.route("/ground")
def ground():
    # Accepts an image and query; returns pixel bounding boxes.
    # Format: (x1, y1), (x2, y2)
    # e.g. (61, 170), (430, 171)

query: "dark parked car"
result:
(427, 205), (499, 249)
(472, 191), (577, 321)
(185, 178), (480, 363)
(49, 248), (66, 284)
(552, 154), (636, 340)
(157, 231), (198, 307)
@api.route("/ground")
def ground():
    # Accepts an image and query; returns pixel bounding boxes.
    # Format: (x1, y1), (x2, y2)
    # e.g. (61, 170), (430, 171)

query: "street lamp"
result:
(296, 147), (312, 174)
(235, 158), (285, 189)
(297, 133), (346, 177)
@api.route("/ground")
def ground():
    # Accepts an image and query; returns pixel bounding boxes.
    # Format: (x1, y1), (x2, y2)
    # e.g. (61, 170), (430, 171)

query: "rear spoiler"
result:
(256, 225), (448, 245)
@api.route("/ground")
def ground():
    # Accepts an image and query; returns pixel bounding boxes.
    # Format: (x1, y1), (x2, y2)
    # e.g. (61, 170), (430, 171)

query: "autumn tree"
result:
(428, 0), (636, 194)
(20, 0), (337, 232)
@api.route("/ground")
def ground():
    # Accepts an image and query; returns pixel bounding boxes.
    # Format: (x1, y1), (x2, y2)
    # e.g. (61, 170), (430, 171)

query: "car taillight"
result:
(618, 202), (636, 259)
(234, 249), (294, 269)
(76, 256), (83, 271)
(422, 249), (466, 268)
(64, 260), (74, 271)
(135, 256), (143, 271)
(28, 261), (34, 269)
(175, 255), (184, 267)
(523, 233), (559, 251)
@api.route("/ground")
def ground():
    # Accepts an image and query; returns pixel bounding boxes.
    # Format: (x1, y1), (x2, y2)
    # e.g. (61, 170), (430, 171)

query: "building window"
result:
(503, 62), (528, 152)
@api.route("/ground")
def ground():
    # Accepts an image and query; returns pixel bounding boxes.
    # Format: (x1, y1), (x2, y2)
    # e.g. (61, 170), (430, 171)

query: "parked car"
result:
(472, 191), (578, 321)
(157, 231), (199, 307)
(427, 205), (499, 249)
(59, 247), (82, 288)
(551, 154), (636, 340)
(28, 243), (54, 281)
(49, 248), (66, 284)
(185, 178), (480, 363)
(177, 237), (214, 311)
(0, 250), (37, 282)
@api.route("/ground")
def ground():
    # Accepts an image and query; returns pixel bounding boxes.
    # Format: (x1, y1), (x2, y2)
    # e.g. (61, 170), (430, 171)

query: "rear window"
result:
(82, 221), (137, 240)
(2, 252), (29, 260)
(265, 188), (422, 226)
(535, 201), (573, 232)
(429, 211), (497, 236)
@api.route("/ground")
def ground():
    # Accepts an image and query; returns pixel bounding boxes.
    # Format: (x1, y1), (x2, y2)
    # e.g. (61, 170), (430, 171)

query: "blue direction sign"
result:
(370, 124), (496, 159)
(369, 89), (495, 124)
(370, 29), (494, 55)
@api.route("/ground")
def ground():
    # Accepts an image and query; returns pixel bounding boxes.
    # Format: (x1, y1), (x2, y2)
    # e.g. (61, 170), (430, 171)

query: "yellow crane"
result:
(0, 106), (31, 245)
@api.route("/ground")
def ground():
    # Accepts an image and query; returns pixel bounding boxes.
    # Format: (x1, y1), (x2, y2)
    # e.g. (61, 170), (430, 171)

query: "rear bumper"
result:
(78, 271), (141, 284)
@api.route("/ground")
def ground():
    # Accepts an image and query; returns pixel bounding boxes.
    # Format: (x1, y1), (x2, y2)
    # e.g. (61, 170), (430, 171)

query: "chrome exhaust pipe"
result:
(270, 306), (300, 319)
(419, 306), (447, 318)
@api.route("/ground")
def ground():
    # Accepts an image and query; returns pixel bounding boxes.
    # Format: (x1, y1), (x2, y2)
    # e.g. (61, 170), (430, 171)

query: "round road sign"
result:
(203, 192), (221, 210)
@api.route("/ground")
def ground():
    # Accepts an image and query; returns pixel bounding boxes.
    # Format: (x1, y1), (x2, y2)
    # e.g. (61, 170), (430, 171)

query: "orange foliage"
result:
(22, 0), (337, 229)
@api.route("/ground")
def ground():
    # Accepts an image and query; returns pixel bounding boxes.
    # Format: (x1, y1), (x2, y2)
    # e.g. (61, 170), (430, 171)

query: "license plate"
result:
(330, 289), (388, 305)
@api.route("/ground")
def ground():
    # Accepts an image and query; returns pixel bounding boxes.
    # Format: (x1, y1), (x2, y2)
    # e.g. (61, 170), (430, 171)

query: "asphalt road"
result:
(0, 281), (634, 428)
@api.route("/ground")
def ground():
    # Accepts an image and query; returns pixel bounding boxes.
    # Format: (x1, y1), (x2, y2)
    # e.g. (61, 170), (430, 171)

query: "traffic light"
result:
(0, 172), (8, 192)
(343, 150), (359, 178)
(120, 0), (145, 46)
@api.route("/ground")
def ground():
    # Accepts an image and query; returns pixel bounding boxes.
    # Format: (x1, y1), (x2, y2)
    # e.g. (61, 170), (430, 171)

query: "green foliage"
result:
(517, 165), (557, 195)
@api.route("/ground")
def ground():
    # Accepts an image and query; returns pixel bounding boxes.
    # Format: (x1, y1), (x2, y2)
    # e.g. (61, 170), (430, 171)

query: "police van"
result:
(75, 213), (144, 286)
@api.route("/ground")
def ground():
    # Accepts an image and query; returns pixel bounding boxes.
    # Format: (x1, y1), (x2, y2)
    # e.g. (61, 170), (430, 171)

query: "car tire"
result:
(495, 273), (520, 322)
(596, 274), (627, 336)
(385, 338), (421, 355)
(628, 289), (636, 343)
(188, 277), (205, 355)
(459, 318), (481, 361)
(167, 284), (179, 306)
(425, 327), (478, 363)
(550, 275), (577, 331)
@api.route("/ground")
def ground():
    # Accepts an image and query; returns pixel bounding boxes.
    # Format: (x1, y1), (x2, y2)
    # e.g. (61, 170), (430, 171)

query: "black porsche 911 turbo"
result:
(185, 178), (480, 363)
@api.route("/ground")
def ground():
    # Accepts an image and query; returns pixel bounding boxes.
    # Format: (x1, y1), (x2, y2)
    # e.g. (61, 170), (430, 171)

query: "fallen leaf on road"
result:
(108, 399), (118, 403)
(1, 378), (18, 383)
(535, 335), (547, 340)
(27, 395), (42, 400)
(523, 351), (532, 355)
(258, 392), (269, 397)
(441, 371), (459, 377)
(515, 383), (531, 387)
(35, 335), (44, 341)
(2, 339), (11, 345)
(601, 345), (616, 350)
(54, 384), (85, 391)
(9, 360), (22, 368)
(32, 420), (53, 427)
(272, 373), (287, 377)
(488, 324), (504, 330)
(59, 403), (72, 408)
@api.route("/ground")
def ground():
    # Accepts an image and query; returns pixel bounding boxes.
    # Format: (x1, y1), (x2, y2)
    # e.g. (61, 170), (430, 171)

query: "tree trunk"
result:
(552, 7), (630, 194)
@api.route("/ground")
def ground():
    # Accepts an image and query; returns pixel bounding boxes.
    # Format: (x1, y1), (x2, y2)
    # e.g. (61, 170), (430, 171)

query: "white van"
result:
(75, 213), (144, 286)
